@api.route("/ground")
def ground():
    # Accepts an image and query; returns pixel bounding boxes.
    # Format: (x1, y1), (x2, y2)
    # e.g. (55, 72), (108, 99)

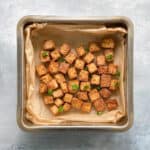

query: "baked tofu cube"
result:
(77, 91), (88, 101)
(68, 67), (77, 79)
(104, 49), (114, 62)
(68, 80), (79, 93)
(59, 62), (69, 74)
(89, 42), (100, 52)
(89, 89), (100, 102)
(76, 46), (86, 57)
(84, 52), (94, 64)
(40, 74), (52, 84)
(105, 99), (118, 111)
(50, 105), (59, 115)
(101, 38), (115, 49)
(93, 99), (106, 112)
(81, 102), (92, 113)
(47, 79), (58, 90)
(80, 82), (91, 91)
(39, 83), (47, 94)
(65, 52), (77, 64)
(71, 97), (83, 110)
(63, 93), (73, 103)
(75, 59), (85, 70)
(98, 65), (108, 74)
(96, 55), (106, 66)
(48, 61), (59, 74)
(108, 64), (118, 75)
(101, 74), (111, 88)
(43, 40), (55, 50)
(91, 74), (100, 85)
(50, 49), (61, 60)
(55, 98), (64, 107)
(60, 43), (71, 56)
(40, 51), (50, 62)
(100, 88), (111, 99)
(87, 63), (97, 73)
(36, 64), (47, 76)
(109, 79), (119, 90)
(54, 73), (65, 84)
(63, 103), (71, 112)
(79, 70), (89, 81)
(43, 96), (54, 104)
(53, 89), (63, 98)
(60, 82), (68, 93)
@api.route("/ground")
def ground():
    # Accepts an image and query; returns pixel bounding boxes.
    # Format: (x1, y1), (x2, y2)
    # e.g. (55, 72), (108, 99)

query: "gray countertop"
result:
(0, 0), (150, 150)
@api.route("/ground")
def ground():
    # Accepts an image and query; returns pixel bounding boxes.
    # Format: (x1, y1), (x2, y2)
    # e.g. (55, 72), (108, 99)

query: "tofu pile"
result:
(36, 38), (120, 116)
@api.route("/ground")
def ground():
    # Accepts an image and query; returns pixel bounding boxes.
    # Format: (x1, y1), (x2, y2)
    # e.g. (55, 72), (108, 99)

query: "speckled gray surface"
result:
(0, 0), (150, 150)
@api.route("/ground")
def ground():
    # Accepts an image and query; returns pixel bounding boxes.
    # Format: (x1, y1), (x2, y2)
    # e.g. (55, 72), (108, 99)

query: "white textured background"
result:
(0, 0), (150, 150)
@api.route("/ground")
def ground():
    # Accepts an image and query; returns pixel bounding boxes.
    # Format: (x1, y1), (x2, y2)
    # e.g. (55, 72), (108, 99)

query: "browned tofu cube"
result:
(68, 67), (77, 79)
(53, 89), (63, 98)
(75, 59), (85, 70)
(101, 38), (115, 49)
(68, 80), (79, 93)
(89, 42), (100, 52)
(101, 74), (111, 88)
(89, 89), (100, 102)
(108, 64), (118, 75)
(48, 61), (59, 74)
(104, 49), (114, 62)
(59, 62), (70, 74)
(71, 97), (83, 110)
(93, 99), (106, 112)
(47, 79), (58, 90)
(91, 74), (100, 85)
(40, 51), (50, 62)
(84, 52), (94, 64)
(81, 102), (92, 113)
(50, 105), (59, 115)
(87, 63), (97, 73)
(63, 103), (71, 112)
(96, 55), (106, 66)
(65, 52), (77, 64)
(77, 91), (88, 101)
(40, 73), (52, 84)
(63, 93), (73, 103)
(109, 79), (119, 90)
(79, 70), (89, 81)
(98, 65), (108, 74)
(60, 82), (68, 93)
(76, 46), (86, 57)
(36, 64), (47, 76)
(54, 73), (65, 84)
(80, 82), (91, 91)
(50, 49), (61, 60)
(54, 98), (64, 107)
(43, 96), (54, 104)
(100, 88), (111, 99)
(60, 43), (71, 56)
(43, 40), (55, 50)
(39, 83), (47, 94)
(105, 99), (118, 111)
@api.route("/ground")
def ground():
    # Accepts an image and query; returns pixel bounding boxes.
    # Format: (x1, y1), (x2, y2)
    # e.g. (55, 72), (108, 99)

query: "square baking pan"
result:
(17, 16), (133, 131)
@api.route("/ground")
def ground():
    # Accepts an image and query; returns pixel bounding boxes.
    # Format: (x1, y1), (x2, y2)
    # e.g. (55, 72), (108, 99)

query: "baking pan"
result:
(17, 16), (133, 131)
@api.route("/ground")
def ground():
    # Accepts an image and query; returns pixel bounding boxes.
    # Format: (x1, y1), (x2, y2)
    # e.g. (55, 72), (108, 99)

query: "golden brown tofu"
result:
(76, 46), (86, 57)
(50, 49), (61, 60)
(104, 49), (114, 62)
(40, 74), (52, 84)
(89, 89), (100, 102)
(54, 98), (64, 107)
(54, 73), (65, 84)
(60, 43), (71, 56)
(101, 74), (111, 88)
(98, 65), (108, 74)
(59, 62), (70, 74)
(39, 83), (47, 94)
(50, 105), (59, 115)
(101, 38), (115, 49)
(108, 64), (118, 75)
(105, 99), (118, 111)
(60, 82), (68, 93)
(68, 80), (79, 93)
(96, 55), (106, 66)
(53, 89), (63, 98)
(63, 103), (71, 112)
(43, 96), (54, 104)
(80, 82), (91, 91)
(91, 74), (100, 85)
(87, 63), (97, 73)
(77, 91), (88, 101)
(81, 102), (92, 113)
(63, 93), (73, 103)
(93, 99), (106, 112)
(68, 67), (77, 79)
(43, 40), (55, 50)
(89, 42), (100, 52)
(48, 61), (59, 74)
(36, 64), (47, 76)
(84, 52), (94, 64)
(79, 70), (89, 81)
(71, 97), (83, 110)
(100, 88), (111, 99)
(75, 59), (85, 70)
(47, 79), (58, 90)
(109, 79), (119, 90)
(40, 51), (50, 62)
(65, 52), (77, 64)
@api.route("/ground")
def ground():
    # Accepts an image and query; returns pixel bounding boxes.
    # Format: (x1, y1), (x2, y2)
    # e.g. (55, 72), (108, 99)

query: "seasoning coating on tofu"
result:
(105, 99), (118, 111)
(43, 96), (54, 104)
(93, 99), (106, 112)
(98, 65), (108, 74)
(40, 51), (50, 62)
(53, 89), (63, 98)
(75, 59), (85, 70)
(79, 70), (89, 81)
(59, 62), (69, 74)
(63, 93), (73, 103)
(76, 46), (86, 57)
(39, 83), (47, 93)
(96, 55), (106, 66)
(91, 74), (100, 85)
(101, 74), (111, 88)
(100, 88), (111, 99)
(48, 61), (59, 74)
(101, 38), (115, 49)
(60, 43), (71, 56)
(54, 73), (65, 84)
(50, 105), (59, 115)
(72, 97), (83, 110)
(104, 49), (114, 62)
(109, 79), (119, 90)
(60, 82), (68, 93)
(68, 67), (77, 79)
(50, 49), (61, 60)
(84, 52), (94, 64)
(65, 52), (77, 64)
(36, 64), (47, 76)
(77, 91), (88, 101)
(87, 63), (97, 73)
(55, 98), (64, 107)
(40, 74), (52, 84)
(89, 42), (100, 52)
(63, 103), (71, 112)
(81, 102), (92, 113)
(68, 80), (79, 93)
(108, 64), (118, 75)
(43, 40), (55, 50)
(47, 79), (58, 90)
(89, 89), (100, 102)
(80, 82), (91, 91)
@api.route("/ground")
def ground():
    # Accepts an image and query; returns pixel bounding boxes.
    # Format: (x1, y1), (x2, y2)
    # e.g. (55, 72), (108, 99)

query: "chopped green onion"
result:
(83, 85), (89, 90)
(115, 70), (120, 77)
(97, 111), (103, 115)
(85, 48), (89, 52)
(58, 57), (65, 62)
(106, 54), (113, 61)
(96, 85), (101, 91)
(42, 51), (49, 57)
(84, 66), (88, 71)
(72, 84), (79, 91)
(58, 106), (64, 113)
(47, 89), (53, 96)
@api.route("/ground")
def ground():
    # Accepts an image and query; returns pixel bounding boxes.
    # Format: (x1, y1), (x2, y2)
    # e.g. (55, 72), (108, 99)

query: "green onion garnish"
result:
(97, 111), (103, 115)
(72, 84), (79, 91)
(47, 89), (53, 96)
(83, 85), (89, 90)
(106, 54), (113, 61)
(42, 51), (49, 57)
(58, 57), (65, 62)
(85, 48), (89, 52)
(58, 106), (64, 113)
(115, 70), (120, 77)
